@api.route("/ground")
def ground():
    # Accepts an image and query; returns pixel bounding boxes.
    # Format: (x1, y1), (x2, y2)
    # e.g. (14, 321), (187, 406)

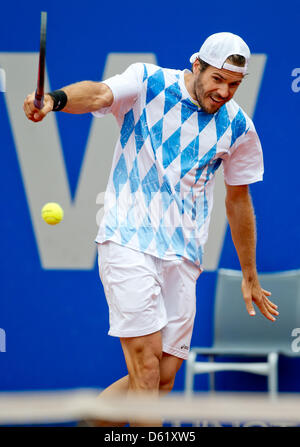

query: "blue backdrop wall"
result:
(0, 0), (300, 395)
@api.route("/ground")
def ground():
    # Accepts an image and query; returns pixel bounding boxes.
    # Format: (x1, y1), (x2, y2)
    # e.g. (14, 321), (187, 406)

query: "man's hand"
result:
(225, 183), (279, 322)
(241, 277), (279, 321)
(23, 92), (54, 122)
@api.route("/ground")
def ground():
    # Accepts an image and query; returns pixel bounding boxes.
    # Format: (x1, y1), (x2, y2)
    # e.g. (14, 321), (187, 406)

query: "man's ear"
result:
(192, 59), (200, 74)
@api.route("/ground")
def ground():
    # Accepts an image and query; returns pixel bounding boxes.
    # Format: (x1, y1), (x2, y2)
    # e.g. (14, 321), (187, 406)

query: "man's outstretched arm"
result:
(23, 81), (113, 122)
(225, 182), (279, 321)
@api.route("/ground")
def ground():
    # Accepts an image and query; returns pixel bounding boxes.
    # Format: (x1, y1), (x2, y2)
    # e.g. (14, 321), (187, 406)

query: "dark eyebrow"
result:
(212, 72), (226, 80)
(212, 72), (242, 83)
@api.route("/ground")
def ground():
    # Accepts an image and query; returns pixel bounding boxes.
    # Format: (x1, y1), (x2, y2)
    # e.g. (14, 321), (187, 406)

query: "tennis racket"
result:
(34, 11), (47, 109)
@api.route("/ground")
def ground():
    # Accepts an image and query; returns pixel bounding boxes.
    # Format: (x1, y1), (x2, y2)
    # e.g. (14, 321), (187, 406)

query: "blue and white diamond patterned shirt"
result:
(93, 63), (263, 269)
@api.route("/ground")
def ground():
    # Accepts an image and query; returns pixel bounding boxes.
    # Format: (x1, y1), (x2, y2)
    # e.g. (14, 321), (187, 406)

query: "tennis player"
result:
(23, 32), (278, 426)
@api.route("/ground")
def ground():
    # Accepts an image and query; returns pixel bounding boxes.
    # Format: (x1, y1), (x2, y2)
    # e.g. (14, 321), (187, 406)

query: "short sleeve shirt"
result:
(93, 63), (264, 269)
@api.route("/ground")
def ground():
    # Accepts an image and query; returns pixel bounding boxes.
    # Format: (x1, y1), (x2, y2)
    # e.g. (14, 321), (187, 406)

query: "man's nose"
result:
(217, 83), (230, 99)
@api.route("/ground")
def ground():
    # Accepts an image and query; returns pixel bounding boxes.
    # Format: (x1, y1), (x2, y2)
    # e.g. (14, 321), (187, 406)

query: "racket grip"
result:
(34, 90), (44, 110)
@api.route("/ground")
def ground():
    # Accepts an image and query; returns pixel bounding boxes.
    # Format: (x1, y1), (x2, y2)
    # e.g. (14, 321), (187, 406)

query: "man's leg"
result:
(90, 332), (162, 427)
(120, 331), (162, 426)
(95, 352), (183, 398)
(159, 352), (183, 394)
(93, 242), (188, 426)
(92, 347), (183, 427)
(97, 376), (129, 396)
(92, 376), (129, 427)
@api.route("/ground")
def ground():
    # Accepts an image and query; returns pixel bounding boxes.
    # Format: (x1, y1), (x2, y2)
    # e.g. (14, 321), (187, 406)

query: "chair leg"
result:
(208, 354), (215, 392)
(185, 351), (197, 396)
(267, 352), (279, 400)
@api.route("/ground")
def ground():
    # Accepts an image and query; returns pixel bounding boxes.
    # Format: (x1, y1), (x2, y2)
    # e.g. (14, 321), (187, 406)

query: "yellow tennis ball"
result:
(41, 202), (64, 225)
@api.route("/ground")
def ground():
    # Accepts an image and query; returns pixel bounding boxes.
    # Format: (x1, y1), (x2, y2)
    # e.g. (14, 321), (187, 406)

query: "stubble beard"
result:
(194, 76), (222, 115)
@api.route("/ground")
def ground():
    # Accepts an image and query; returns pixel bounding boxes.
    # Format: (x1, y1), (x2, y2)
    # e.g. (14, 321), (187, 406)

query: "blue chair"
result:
(185, 268), (300, 398)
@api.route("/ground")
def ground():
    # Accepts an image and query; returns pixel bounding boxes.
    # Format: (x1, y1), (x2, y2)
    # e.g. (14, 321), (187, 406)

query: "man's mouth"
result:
(209, 96), (224, 104)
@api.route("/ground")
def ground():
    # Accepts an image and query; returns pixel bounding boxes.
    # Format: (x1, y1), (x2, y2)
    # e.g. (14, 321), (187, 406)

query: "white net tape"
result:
(0, 389), (300, 425)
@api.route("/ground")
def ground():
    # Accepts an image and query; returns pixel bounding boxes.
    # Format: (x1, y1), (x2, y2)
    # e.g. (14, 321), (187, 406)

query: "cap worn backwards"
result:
(189, 32), (250, 75)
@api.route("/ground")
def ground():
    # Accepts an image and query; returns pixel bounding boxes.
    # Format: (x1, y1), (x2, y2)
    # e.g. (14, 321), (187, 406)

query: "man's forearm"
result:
(48, 81), (113, 114)
(23, 79), (113, 124)
(225, 188), (258, 280)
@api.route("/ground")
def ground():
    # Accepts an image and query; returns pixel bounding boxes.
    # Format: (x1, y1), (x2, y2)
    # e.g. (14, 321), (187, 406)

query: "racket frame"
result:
(34, 11), (47, 109)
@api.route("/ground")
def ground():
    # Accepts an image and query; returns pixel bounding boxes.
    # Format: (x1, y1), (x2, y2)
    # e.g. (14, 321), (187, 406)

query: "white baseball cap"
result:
(190, 32), (250, 75)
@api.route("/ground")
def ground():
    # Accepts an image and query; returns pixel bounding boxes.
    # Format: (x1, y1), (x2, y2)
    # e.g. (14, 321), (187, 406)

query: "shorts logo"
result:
(180, 344), (189, 350)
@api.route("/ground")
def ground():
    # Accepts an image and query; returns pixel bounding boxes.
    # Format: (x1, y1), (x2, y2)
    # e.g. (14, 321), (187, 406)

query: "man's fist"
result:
(23, 93), (54, 122)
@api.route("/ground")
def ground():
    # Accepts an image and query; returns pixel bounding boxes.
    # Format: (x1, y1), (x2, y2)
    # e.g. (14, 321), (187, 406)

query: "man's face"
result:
(192, 61), (244, 114)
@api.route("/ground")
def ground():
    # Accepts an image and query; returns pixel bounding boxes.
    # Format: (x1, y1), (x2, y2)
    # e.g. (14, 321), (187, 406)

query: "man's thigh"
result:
(120, 331), (163, 387)
(98, 242), (168, 338)
(160, 258), (201, 360)
(120, 334), (183, 391)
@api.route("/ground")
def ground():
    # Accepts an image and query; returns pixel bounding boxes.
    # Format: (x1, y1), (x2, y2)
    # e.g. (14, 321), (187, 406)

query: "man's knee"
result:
(159, 355), (184, 394)
(159, 375), (175, 393)
(159, 367), (179, 393)
(130, 357), (161, 391)
(121, 333), (163, 392)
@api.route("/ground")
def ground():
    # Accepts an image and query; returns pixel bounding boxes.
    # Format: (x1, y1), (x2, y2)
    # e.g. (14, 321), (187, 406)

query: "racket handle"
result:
(34, 90), (44, 109)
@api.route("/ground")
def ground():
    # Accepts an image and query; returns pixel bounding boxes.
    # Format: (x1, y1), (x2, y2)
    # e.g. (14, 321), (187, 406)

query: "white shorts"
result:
(97, 241), (201, 360)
